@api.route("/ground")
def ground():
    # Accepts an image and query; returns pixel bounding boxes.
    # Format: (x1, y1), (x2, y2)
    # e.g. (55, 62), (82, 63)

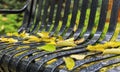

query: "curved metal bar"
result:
(49, 0), (64, 36)
(58, 0), (71, 36)
(63, 0), (80, 39)
(75, 0), (109, 46)
(102, 0), (120, 42)
(0, 0), (30, 14)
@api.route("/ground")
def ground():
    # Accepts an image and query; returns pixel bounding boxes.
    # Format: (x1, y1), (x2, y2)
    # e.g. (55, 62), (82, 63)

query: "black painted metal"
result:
(0, 0), (120, 72)
(0, 0), (30, 14)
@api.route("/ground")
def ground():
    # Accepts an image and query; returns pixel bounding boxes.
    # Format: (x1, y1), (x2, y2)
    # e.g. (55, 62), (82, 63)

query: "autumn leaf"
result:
(42, 37), (56, 43)
(24, 35), (41, 42)
(103, 49), (120, 54)
(7, 38), (18, 43)
(56, 36), (64, 41)
(56, 41), (76, 47)
(61, 47), (73, 50)
(37, 31), (49, 38)
(63, 57), (75, 70)
(23, 41), (30, 44)
(75, 38), (85, 44)
(0, 37), (18, 43)
(47, 59), (57, 64)
(6, 32), (19, 37)
(70, 54), (86, 60)
(37, 44), (56, 52)
(47, 41), (56, 45)
(56, 38), (76, 47)
(65, 37), (74, 42)
(6, 31), (29, 38)
(87, 41), (120, 52)
(87, 45), (105, 52)
(19, 31), (29, 38)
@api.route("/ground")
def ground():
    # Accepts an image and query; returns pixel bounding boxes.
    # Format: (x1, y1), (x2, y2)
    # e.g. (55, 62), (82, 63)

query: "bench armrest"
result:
(0, 0), (30, 14)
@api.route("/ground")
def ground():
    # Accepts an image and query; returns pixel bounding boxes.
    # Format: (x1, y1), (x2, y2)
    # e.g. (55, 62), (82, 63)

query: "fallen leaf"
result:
(6, 32), (19, 37)
(61, 47), (73, 50)
(23, 41), (30, 44)
(56, 36), (64, 41)
(0, 37), (18, 43)
(65, 37), (74, 42)
(47, 59), (57, 64)
(103, 49), (120, 54)
(70, 54), (86, 60)
(75, 38), (85, 44)
(37, 32), (49, 38)
(25, 35), (41, 42)
(86, 41), (120, 52)
(56, 38), (76, 47)
(87, 45), (105, 52)
(47, 41), (56, 45)
(6, 31), (29, 38)
(63, 57), (75, 70)
(19, 31), (28, 38)
(37, 44), (56, 52)
(56, 41), (76, 47)
(8, 38), (18, 43)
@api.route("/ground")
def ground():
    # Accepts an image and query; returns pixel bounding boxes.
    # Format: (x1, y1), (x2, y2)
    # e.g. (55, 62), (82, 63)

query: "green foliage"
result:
(0, 0), (25, 34)
(0, 14), (22, 34)
(0, 0), (25, 9)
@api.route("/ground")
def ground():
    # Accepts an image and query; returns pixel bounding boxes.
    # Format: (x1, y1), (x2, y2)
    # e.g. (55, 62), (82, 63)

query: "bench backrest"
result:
(11, 0), (120, 41)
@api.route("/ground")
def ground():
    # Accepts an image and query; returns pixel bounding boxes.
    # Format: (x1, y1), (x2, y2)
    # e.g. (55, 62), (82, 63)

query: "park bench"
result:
(0, 0), (120, 72)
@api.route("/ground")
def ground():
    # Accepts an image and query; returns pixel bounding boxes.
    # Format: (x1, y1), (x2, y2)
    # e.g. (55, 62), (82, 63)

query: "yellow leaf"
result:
(87, 45), (105, 52)
(47, 59), (57, 64)
(56, 37), (76, 47)
(0, 37), (18, 43)
(37, 32), (49, 38)
(70, 54), (86, 60)
(8, 38), (18, 43)
(56, 40), (76, 47)
(13, 32), (19, 37)
(75, 38), (85, 44)
(86, 41), (120, 52)
(61, 47), (73, 50)
(37, 44), (56, 52)
(25, 35), (41, 42)
(50, 37), (56, 41)
(63, 57), (75, 70)
(65, 37), (74, 42)
(23, 41), (30, 44)
(47, 41), (56, 45)
(19, 31), (29, 38)
(0, 37), (7, 42)
(103, 49), (120, 54)
(6, 32), (19, 37)
(56, 36), (64, 41)
(42, 38), (52, 43)
(6, 31), (29, 38)
(6, 33), (13, 36)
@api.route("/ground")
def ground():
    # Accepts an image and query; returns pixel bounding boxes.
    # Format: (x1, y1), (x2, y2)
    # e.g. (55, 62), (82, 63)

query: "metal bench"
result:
(0, 0), (120, 72)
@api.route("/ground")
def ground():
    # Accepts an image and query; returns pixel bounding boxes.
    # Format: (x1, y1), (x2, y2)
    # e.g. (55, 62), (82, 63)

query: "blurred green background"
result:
(0, 0), (25, 34)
